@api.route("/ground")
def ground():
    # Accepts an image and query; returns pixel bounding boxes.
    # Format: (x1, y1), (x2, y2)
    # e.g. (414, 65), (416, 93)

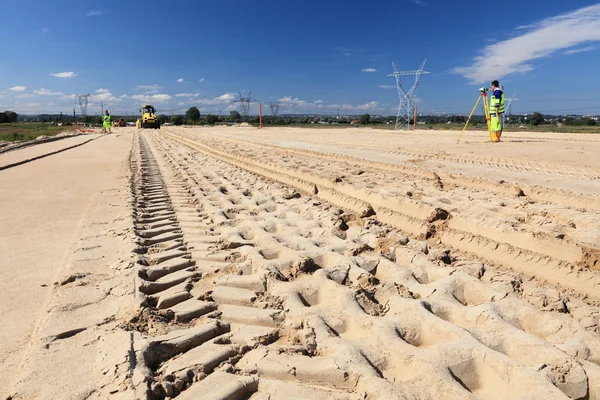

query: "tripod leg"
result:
(483, 96), (497, 141)
(457, 95), (481, 143)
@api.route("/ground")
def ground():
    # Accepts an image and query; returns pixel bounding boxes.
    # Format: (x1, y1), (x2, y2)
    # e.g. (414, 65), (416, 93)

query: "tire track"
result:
(129, 133), (364, 398)
(230, 134), (600, 180)
(192, 132), (600, 211)
(162, 131), (600, 302)
(342, 144), (599, 180)
(124, 131), (600, 399)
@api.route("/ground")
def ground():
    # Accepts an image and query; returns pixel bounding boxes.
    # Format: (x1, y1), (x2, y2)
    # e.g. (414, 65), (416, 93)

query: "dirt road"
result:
(2, 126), (600, 399)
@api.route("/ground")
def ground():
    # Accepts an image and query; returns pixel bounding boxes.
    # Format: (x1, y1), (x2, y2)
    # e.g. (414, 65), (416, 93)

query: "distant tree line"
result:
(7, 107), (598, 128)
(156, 109), (598, 127)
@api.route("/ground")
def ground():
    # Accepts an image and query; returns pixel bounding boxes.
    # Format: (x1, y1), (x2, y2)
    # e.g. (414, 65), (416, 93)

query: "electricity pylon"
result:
(388, 59), (429, 131)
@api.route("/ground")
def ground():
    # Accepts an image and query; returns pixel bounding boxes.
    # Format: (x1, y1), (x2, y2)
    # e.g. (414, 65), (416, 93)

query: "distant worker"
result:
(102, 110), (112, 134)
(489, 80), (504, 142)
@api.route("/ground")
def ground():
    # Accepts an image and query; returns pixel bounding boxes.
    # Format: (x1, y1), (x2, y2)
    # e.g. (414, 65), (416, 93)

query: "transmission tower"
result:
(503, 92), (518, 126)
(75, 93), (91, 124)
(388, 59), (429, 131)
(233, 91), (256, 121)
(269, 101), (281, 117)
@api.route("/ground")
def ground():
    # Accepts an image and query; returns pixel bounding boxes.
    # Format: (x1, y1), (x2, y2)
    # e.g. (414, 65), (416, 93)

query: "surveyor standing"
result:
(490, 80), (504, 142)
(102, 109), (112, 134)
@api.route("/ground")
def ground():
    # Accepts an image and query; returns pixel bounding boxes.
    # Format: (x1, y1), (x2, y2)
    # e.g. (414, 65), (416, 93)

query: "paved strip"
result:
(0, 134), (102, 171)
(0, 133), (133, 399)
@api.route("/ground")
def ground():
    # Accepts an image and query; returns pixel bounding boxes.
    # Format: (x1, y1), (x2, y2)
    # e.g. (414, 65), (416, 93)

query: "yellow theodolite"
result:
(457, 87), (496, 143)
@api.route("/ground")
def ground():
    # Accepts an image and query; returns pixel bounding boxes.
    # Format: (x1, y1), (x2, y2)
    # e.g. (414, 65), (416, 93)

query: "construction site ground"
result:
(1, 126), (600, 400)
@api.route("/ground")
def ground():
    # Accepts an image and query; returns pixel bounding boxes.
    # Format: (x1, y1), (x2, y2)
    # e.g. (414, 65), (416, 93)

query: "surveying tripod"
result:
(456, 88), (493, 143)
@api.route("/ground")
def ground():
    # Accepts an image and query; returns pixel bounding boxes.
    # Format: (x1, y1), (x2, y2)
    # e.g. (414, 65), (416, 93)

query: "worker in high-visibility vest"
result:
(489, 80), (505, 142)
(102, 110), (112, 134)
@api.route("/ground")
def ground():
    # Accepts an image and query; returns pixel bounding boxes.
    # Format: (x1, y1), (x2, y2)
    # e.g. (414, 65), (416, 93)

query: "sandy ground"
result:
(0, 132), (134, 399)
(2, 126), (600, 399)
(205, 126), (600, 195)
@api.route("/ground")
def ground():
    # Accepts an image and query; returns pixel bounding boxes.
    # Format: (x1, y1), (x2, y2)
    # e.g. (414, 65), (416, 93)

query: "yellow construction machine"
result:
(136, 104), (160, 129)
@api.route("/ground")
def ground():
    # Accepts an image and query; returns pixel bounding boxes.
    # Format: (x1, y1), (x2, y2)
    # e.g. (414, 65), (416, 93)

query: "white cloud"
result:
(94, 89), (113, 101)
(564, 45), (597, 55)
(378, 85), (396, 89)
(199, 78), (205, 82)
(50, 71), (77, 78)
(9, 86), (26, 91)
(362, 68), (377, 72)
(453, 4), (600, 83)
(278, 96), (380, 113)
(176, 93), (200, 97)
(42, 28), (50, 34)
(408, 0), (425, 5)
(176, 78), (184, 83)
(120, 94), (128, 98)
(357, 101), (379, 110)
(86, 10), (103, 17)
(195, 93), (236, 106)
(34, 88), (63, 96)
(16, 93), (35, 99)
(135, 84), (161, 92)
(216, 93), (235, 101)
(131, 93), (172, 103)
(324, 102), (381, 112)
(278, 96), (313, 110)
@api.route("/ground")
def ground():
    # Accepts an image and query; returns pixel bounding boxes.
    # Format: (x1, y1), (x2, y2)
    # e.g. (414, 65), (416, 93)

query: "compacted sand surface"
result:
(1, 126), (600, 399)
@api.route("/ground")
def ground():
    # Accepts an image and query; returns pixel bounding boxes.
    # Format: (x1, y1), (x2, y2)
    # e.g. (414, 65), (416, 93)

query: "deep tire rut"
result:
(123, 130), (600, 399)
(162, 131), (600, 302)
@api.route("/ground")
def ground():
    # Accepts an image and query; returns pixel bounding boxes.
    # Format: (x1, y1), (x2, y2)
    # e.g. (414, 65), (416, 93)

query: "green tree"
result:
(205, 114), (218, 125)
(172, 115), (184, 126)
(0, 113), (8, 123)
(584, 118), (596, 126)
(4, 111), (18, 123)
(530, 112), (544, 126)
(359, 113), (371, 125)
(157, 114), (169, 123)
(186, 107), (201, 124)
(228, 111), (242, 123)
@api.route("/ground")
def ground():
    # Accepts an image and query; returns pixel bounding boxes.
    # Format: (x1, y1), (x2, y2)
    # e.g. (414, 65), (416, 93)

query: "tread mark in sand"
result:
(125, 131), (600, 400)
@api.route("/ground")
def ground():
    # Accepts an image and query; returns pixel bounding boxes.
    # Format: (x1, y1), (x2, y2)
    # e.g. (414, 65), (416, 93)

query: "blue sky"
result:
(1, 0), (600, 116)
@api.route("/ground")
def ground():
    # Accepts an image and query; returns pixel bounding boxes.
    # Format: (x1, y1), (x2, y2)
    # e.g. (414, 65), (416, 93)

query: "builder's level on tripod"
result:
(457, 80), (505, 143)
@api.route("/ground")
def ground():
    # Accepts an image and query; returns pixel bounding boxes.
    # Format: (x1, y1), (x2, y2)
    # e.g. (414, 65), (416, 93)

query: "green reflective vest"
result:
(103, 114), (111, 123)
(490, 89), (505, 114)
